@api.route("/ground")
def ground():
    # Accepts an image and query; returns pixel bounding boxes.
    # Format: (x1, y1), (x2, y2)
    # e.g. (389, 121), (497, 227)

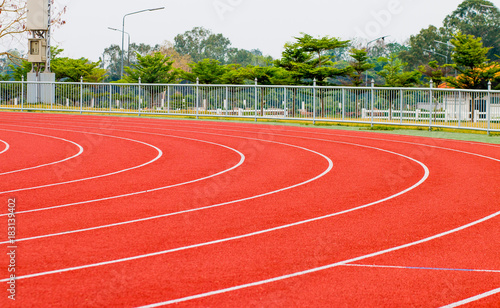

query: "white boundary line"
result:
(0, 129), (83, 176)
(0, 133), (330, 243)
(440, 287), (500, 307)
(10, 115), (500, 149)
(0, 127), (163, 197)
(0, 139), (9, 155)
(0, 143), (427, 283)
(0, 132), (246, 216)
(137, 209), (500, 307)
(343, 263), (500, 273)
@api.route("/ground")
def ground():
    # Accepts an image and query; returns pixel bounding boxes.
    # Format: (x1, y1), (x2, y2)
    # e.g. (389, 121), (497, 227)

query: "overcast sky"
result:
(46, 0), (469, 61)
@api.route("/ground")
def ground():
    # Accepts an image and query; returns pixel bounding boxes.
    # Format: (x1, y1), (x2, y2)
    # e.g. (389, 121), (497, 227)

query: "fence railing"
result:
(1, 79), (499, 133)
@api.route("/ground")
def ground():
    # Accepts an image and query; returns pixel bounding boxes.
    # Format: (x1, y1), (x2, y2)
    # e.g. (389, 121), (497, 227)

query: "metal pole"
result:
(109, 84), (112, 112)
(196, 77), (199, 120)
(487, 80), (491, 135)
(254, 78), (258, 122)
(400, 89), (403, 125)
(121, 16), (126, 79)
(342, 88), (345, 121)
(167, 85), (170, 114)
(429, 79), (433, 131)
(138, 77), (141, 116)
(45, 0), (51, 72)
(371, 79), (375, 127)
(225, 85), (228, 116)
(313, 78), (317, 124)
(21, 76), (24, 112)
(80, 76), (83, 114)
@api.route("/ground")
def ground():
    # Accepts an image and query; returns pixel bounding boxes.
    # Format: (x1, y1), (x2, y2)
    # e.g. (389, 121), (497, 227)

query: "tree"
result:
(348, 48), (375, 86)
(443, 32), (500, 88)
(399, 25), (450, 70)
(174, 27), (232, 63)
(182, 59), (229, 84)
(122, 52), (179, 84)
(443, 0), (500, 60)
(51, 57), (106, 82)
(418, 60), (448, 86)
(102, 43), (159, 81)
(157, 41), (191, 72)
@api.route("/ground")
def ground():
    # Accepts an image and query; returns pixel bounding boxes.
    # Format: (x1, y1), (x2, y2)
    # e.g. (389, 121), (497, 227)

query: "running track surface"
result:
(0, 112), (499, 307)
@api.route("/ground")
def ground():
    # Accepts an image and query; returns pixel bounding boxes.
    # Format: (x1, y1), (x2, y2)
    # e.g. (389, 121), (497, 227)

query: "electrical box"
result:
(28, 38), (47, 63)
(27, 0), (49, 30)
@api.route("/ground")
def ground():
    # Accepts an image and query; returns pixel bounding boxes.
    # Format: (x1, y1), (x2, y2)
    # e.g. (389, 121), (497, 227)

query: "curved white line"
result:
(0, 129), (84, 176)
(0, 125), (327, 216)
(0, 128), (163, 196)
(0, 139), (9, 155)
(0, 143), (426, 282)
(440, 287), (500, 307)
(137, 208), (500, 307)
(0, 134), (245, 217)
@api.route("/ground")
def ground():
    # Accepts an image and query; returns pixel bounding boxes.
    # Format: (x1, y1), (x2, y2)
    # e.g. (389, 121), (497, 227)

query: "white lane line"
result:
(0, 144), (427, 283)
(440, 287), (500, 307)
(0, 127), (163, 196)
(0, 129), (83, 176)
(0, 134), (329, 242)
(136, 209), (500, 307)
(0, 139), (9, 154)
(0, 134), (245, 217)
(343, 263), (500, 273)
(0, 123), (326, 216)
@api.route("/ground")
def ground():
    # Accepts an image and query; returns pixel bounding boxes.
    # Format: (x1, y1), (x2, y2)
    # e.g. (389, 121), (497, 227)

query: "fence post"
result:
(370, 79), (375, 128)
(225, 85), (229, 116)
(254, 78), (258, 122)
(167, 85), (170, 114)
(313, 78), (317, 124)
(109, 83), (112, 112)
(487, 80), (491, 135)
(458, 91), (462, 128)
(21, 76), (24, 112)
(80, 76), (83, 114)
(138, 77), (142, 116)
(400, 89), (403, 125)
(429, 79), (433, 131)
(196, 77), (200, 120)
(342, 88), (345, 121)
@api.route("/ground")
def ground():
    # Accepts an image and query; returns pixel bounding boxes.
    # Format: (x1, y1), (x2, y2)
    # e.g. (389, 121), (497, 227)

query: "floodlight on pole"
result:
(120, 7), (165, 79)
(365, 35), (390, 86)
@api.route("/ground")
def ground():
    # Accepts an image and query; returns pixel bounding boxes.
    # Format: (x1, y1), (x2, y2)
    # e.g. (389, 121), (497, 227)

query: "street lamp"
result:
(109, 27), (131, 67)
(424, 49), (448, 64)
(365, 35), (390, 86)
(121, 7), (165, 79)
(434, 40), (457, 77)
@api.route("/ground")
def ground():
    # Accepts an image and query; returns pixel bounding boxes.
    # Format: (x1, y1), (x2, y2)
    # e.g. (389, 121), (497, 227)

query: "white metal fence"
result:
(1, 79), (499, 133)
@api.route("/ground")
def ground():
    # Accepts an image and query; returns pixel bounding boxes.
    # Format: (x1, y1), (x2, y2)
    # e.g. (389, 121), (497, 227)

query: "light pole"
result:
(434, 40), (457, 77)
(424, 49), (448, 64)
(109, 27), (131, 66)
(121, 7), (165, 79)
(365, 35), (390, 86)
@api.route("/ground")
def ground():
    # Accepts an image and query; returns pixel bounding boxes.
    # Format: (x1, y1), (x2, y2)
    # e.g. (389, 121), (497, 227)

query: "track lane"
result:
(0, 113), (498, 307)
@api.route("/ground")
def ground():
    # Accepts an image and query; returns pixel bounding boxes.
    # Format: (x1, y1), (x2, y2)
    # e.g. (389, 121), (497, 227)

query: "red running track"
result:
(0, 112), (499, 307)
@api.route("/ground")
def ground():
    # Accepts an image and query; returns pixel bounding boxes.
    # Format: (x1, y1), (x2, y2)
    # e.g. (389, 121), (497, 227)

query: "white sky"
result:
(42, 0), (469, 61)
